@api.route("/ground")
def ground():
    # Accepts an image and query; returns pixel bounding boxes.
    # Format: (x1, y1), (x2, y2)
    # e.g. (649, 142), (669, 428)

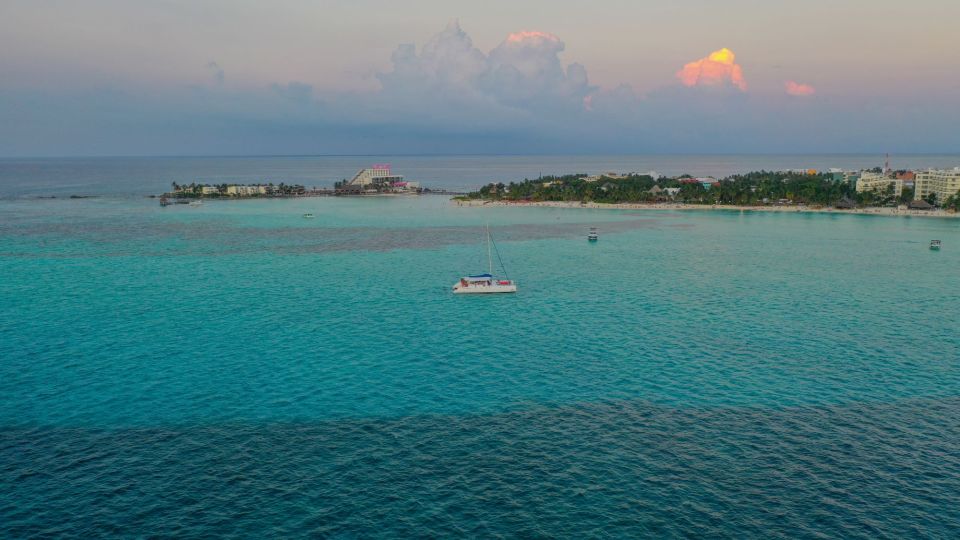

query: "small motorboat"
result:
(188, 200), (203, 206)
(303, 213), (315, 219)
(930, 240), (941, 250)
(588, 227), (598, 242)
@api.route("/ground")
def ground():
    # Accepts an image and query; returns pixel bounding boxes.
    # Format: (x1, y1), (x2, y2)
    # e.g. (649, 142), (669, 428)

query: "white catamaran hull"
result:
(452, 282), (517, 294)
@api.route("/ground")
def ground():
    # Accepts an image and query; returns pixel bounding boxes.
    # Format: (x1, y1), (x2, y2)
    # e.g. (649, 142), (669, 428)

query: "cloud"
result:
(271, 81), (314, 105)
(676, 48), (747, 91)
(376, 21), (592, 118)
(785, 80), (815, 96)
(5, 22), (959, 157)
(205, 61), (224, 85)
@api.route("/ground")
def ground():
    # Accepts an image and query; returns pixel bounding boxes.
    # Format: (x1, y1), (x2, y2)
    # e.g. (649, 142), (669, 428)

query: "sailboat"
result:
(452, 224), (517, 294)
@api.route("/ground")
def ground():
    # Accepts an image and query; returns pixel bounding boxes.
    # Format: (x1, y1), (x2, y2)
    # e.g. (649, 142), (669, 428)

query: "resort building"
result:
(226, 185), (268, 196)
(583, 172), (625, 182)
(201, 186), (219, 195)
(913, 168), (960, 203)
(856, 171), (903, 197)
(339, 165), (418, 194)
(827, 169), (860, 184)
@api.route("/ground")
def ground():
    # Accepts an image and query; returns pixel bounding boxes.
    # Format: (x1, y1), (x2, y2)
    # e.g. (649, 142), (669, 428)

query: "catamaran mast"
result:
(486, 224), (493, 275)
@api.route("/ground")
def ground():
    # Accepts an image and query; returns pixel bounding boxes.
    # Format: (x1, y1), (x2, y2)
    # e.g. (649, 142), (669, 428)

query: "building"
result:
(347, 165), (405, 190)
(907, 199), (935, 210)
(856, 171), (903, 197)
(226, 185), (268, 196)
(835, 197), (857, 209)
(201, 186), (220, 195)
(914, 168), (960, 203)
(843, 171), (860, 185)
(340, 165), (417, 194)
(827, 169), (860, 184)
(583, 172), (625, 182)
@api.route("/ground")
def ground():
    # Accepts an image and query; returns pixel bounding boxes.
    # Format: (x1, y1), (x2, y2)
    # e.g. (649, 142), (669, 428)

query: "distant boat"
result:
(453, 225), (517, 294)
(159, 196), (170, 207)
(303, 213), (315, 219)
(188, 200), (203, 206)
(588, 227), (598, 242)
(930, 239), (941, 250)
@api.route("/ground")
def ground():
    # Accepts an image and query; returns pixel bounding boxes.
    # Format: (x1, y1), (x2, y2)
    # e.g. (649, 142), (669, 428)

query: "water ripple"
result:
(2, 398), (959, 537)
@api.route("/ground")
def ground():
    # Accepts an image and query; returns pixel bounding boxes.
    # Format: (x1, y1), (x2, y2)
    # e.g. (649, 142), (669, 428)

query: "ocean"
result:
(2, 156), (960, 537)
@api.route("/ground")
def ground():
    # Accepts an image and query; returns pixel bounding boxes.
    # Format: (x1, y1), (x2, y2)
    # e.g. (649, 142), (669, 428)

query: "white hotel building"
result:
(913, 168), (960, 203)
(343, 165), (419, 193)
(855, 171), (903, 198)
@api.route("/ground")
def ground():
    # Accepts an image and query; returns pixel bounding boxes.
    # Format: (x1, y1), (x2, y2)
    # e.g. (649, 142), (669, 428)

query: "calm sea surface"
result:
(2, 153), (960, 197)
(2, 156), (960, 537)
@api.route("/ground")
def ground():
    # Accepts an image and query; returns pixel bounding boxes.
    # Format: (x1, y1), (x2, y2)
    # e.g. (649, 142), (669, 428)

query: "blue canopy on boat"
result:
(464, 273), (493, 282)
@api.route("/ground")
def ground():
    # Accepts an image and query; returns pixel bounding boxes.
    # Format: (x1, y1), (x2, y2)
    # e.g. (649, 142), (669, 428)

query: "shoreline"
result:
(453, 199), (960, 219)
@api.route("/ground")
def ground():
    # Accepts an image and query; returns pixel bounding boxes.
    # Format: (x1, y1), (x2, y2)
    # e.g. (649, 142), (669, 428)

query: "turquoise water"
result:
(3, 192), (960, 536)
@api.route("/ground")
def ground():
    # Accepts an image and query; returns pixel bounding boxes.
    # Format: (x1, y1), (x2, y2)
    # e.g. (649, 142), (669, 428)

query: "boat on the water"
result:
(188, 200), (203, 207)
(159, 196), (170, 207)
(930, 239), (942, 250)
(303, 213), (315, 219)
(453, 225), (516, 294)
(588, 227), (598, 242)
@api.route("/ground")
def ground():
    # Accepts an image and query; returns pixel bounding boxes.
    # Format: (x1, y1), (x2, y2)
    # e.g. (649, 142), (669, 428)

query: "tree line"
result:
(464, 171), (959, 208)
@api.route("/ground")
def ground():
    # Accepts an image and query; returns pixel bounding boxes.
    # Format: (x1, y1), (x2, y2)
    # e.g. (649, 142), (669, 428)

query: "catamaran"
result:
(453, 225), (517, 294)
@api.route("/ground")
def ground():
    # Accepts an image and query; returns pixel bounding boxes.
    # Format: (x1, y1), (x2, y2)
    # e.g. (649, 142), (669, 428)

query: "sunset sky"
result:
(1, 0), (958, 156)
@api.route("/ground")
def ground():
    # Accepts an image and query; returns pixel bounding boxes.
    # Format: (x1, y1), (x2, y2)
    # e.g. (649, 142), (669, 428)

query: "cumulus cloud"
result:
(785, 80), (815, 96)
(676, 48), (747, 91)
(377, 21), (592, 116)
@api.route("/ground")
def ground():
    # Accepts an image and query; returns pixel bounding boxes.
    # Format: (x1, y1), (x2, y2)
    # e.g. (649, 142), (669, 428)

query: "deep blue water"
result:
(2, 156), (960, 537)
(2, 153), (960, 198)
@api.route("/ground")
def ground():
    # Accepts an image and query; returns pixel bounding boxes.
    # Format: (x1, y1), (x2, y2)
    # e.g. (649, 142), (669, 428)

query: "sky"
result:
(1, 0), (958, 156)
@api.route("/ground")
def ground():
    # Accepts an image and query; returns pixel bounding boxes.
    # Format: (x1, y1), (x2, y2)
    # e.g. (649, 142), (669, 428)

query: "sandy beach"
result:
(454, 199), (960, 219)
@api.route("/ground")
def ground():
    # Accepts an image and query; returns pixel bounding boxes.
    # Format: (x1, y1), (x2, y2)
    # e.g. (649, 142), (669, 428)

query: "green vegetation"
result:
(467, 171), (868, 206)
(944, 190), (960, 212)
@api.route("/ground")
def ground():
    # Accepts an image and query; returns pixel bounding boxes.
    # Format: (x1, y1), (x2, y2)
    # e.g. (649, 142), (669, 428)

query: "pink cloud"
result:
(505, 31), (560, 45)
(676, 48), (747, 91)
(785, 80), (815, 96)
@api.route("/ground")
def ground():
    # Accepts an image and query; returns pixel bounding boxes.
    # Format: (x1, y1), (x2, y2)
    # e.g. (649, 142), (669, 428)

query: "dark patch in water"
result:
(3, 398), (958, 537)
(0, 219), (669, 259)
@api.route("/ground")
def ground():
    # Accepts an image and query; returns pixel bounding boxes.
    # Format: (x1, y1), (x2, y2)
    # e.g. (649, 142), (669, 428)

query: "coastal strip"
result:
(453, 199), (960, 219)
(453, 168), (960, 219)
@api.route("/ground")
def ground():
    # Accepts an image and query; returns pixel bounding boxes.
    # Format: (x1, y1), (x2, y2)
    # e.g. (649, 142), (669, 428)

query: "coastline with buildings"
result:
(158, 165), (462, 201)
(160, 164), (463, 200)
(154, 161), (960, 218)
(455, 199), (960, 218)
(455, 165), (960, 218)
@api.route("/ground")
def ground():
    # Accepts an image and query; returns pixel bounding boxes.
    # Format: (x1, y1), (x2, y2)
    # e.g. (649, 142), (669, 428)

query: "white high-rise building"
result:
(914, 168), (960, 203)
